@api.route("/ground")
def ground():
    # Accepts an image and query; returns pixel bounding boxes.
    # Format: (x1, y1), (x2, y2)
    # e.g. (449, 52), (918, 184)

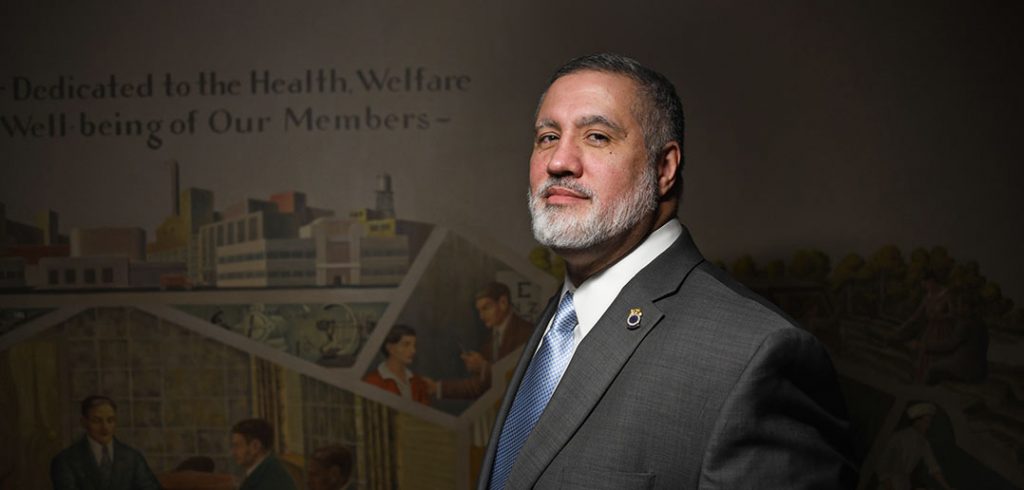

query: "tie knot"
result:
(553, 291), (577, 334)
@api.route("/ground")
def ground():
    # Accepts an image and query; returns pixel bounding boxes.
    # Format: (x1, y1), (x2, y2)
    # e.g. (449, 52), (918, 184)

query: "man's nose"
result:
(547, 139), (582, 177)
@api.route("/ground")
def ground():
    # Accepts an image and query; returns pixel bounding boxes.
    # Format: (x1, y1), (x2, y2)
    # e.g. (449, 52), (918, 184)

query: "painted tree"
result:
(980, 282), (1014, 318)
(948, 260), (986, 314)
(762, 259), (785, 280)
(865, 245), (907, 316)
(927, 246), (955, 281)
(789, 249), (830, 283)
(731, 255), (758, 279)
(830, 253), (867, 315)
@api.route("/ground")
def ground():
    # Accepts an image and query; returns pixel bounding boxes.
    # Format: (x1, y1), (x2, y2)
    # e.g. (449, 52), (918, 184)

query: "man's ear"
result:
(498, 295), (510, 310)
(656, 141), (681, 198)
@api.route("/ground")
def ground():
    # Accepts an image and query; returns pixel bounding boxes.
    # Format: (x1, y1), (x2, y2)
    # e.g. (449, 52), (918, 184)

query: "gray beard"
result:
(528, 164), (658, 251)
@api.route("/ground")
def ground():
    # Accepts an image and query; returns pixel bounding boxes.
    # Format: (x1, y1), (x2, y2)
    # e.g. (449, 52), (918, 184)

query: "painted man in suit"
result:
(50, 395), (161, 490)
(435, 282), (533, 399)
(230, 418), (296, 490)
(480, 53), (857, 489)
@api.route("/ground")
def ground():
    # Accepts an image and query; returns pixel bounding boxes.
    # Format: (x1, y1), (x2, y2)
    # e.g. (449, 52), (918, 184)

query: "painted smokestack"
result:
(375, 173), (395, 219)
(168, 160), (180, 216)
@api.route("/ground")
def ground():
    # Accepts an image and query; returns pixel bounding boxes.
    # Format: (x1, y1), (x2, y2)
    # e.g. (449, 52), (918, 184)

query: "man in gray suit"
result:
(480, 53), (857, 489)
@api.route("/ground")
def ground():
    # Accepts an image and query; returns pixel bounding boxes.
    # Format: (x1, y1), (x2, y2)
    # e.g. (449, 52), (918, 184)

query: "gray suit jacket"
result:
(478, 227), (857, 489)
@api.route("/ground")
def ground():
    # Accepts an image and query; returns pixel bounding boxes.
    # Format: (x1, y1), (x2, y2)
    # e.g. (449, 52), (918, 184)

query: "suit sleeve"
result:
(698, 327), (858, 489)
(440, 369), (492, 399)
(130, 450), (162, 490)
(50, 455), (81, 490)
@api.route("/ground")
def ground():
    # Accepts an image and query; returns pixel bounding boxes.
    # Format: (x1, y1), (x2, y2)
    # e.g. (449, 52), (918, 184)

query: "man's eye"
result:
(586, 133), (610, 143)
(536, 134), (558, 145)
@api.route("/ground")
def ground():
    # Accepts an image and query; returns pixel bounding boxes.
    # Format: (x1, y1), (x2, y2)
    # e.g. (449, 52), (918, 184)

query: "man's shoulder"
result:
(508, 313), (534, 333)
(655, 260), (806, 351)
(362, 370), (392, 390)
(681, 262), (796, 324)
(247, 455), (297, 489)
(363, 370), (384, 383)
(52, 437), (89, 463)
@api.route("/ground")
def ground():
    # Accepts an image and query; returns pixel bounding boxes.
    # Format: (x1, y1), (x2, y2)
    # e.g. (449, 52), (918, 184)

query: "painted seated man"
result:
(50, 395), (161, 490)
(230, 418), (297, 490)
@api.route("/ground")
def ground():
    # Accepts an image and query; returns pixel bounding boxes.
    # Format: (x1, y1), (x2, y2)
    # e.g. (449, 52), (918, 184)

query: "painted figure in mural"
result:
(478, 53), (857, 489)
(432, 282), (533, 399)
(361, 324), (433, 405)
(50, 395), (161, 490)
(875, 402), (955, 490)
(893, 271), (957, 383)
(306, 444), (353, 490)
(923, 310), (988, 385)
(230, 418), (298, 490)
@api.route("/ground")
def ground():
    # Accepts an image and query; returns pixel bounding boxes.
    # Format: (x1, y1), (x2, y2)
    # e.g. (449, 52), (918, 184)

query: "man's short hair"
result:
(543, 53), (686, 192)
(475, 282), (511, 302)
(80, 395), (117, 417)
(380, 324), (416, 358)
(232, 418), (274, 451)
(310, 444), (353, 482)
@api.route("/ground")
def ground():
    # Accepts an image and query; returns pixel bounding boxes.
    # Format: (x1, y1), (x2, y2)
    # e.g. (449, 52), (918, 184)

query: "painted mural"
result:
(0, 173), (557, 489)
(2, 3), (1021, 489)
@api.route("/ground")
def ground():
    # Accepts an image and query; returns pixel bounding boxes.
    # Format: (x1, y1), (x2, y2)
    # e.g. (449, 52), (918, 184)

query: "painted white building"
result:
(301, 217), (410, 287)
(215, 238), (316, 288)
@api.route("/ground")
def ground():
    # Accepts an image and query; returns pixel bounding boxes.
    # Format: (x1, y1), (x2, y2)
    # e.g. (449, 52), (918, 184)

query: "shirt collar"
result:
(562, 219), (682, 344)
(246, 453), (268, 478)
(87, 436), (113, 465)
(377, 362), (413, 384)
(493, 310), (511, 336)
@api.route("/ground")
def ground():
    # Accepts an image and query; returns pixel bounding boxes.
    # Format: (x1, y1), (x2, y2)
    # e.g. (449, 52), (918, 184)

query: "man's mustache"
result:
(533, 177), (595, 200)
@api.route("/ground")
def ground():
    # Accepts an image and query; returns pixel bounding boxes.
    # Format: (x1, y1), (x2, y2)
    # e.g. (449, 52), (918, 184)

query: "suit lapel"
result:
(107, 439), (130, 490)
(505, 227), (704, 489)
(241, 456), (271, 490)
(74, 437), (103, 490)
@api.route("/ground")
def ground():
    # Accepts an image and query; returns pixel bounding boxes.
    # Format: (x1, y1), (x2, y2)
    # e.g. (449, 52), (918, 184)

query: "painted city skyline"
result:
(0, 163), (432, 292)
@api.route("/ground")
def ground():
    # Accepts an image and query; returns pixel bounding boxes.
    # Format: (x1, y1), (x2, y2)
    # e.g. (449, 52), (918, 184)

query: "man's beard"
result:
(528, 164), (658, 251)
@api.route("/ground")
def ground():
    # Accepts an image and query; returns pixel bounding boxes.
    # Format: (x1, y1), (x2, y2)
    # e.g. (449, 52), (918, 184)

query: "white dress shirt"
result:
(541, 218), (682, 351)
(87, 436), (113, 466)
(375, 362), (416, 400)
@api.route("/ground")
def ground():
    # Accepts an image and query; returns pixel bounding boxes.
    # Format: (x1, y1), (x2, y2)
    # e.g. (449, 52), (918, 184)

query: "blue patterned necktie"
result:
(490, 291), (578, 490)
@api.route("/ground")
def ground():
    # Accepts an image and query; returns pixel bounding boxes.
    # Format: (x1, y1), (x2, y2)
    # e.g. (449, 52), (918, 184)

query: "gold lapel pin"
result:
(626, 308), (643, 329)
